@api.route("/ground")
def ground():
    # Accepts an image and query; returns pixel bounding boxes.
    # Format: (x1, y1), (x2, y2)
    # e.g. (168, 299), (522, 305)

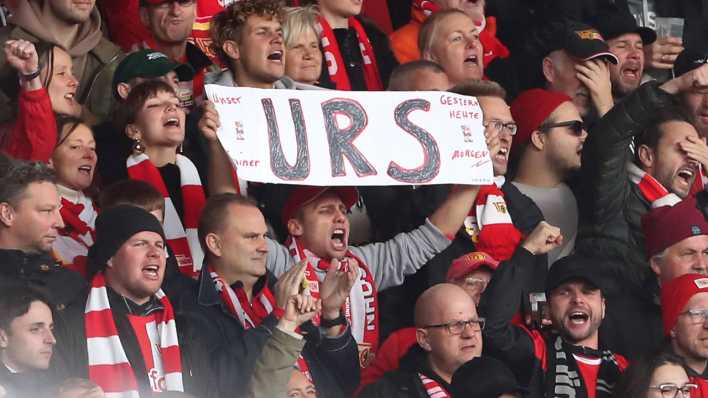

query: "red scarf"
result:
(55, 191), (97, 278)
(84, 273), (183, 396)
(207, 265), (313, 381)
(127, 153), (206, 279)
(418, 373), (452, 398)
(316, 16), (384, 91)
(285, 236), (379, 368)
(463, 177), (522, 261)
(627, 162), (684, 208)
(412, 0), (441, 17)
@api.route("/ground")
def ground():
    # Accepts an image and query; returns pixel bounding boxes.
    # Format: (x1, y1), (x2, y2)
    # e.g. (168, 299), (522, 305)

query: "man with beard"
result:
(591, 7), (657, 102)
(0, 0), (124, 123)
(661, 273), (708, 391)
(480, 252), (629, 397)
(576, 63), (708, 357)
(511, 89), (587, 266)
(674, 49), (708, 139)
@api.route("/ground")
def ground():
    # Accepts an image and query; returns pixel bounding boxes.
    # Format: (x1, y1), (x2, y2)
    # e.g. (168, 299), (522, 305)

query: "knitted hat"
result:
(281, 186), (358, 226)
(642, 194), (708, 258)
(88, 205), (166, 272)
(451, 356), (526, 397)
(510, 89), (572, 154)
(661, 273), (708, 336)
(446, 251), (499, 281)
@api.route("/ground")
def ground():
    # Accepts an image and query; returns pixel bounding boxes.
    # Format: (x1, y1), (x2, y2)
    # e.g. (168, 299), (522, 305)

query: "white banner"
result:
(205, 85), (493, 186)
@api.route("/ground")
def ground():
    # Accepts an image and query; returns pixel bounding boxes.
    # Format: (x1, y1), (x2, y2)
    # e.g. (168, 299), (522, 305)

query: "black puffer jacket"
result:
(576, 81), (676, 358)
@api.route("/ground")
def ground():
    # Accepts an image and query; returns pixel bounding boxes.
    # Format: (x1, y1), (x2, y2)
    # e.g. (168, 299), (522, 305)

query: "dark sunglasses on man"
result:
(540, 120), (586, 136)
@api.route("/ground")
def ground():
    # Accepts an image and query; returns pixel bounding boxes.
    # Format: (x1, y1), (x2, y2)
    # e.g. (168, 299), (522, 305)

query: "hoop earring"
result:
(132, 138), (145, 154)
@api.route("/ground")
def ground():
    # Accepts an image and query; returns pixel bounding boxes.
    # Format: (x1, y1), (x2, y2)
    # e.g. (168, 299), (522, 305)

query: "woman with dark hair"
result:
(613, 352), (697, 398)
(2, 40), (82, 161)
(51, 116), (98, 278)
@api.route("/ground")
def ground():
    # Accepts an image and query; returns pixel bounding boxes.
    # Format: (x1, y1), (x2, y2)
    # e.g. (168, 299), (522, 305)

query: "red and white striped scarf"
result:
(84, 273), (183, 397)
(55, 187), (97, 278)
(316, 16), (384, 91)
(412, 0), (441, 17)
(418, 373), (452, 398)
(627, 162), (683, 208)
(285, 236), (379, 368)
(463, 176), (522, 261)
(207, 265), (313, 380)
(127, 153), (205, 279)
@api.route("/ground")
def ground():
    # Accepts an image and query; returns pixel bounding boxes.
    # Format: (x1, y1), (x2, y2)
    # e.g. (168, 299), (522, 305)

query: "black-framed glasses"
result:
(539, 120), (585, 136)
(422, 318), (485, 335)
(483, 119), (518, 136)
(648, 383), (698, 398)
(680, 308), (708, 325)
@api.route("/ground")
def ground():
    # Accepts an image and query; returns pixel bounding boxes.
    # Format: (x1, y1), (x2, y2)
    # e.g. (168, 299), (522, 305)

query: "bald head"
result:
(415, 283), (476, 327)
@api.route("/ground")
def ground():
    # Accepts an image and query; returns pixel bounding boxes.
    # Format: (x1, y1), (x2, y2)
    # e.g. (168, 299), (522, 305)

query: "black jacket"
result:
(51, 286), (200, 395)
(0, 249), (86, 313)
(317, 15), (398, 91)
(172, 267), (361, 398)
(359, 345), (450, 398)
(0, 365), (54, 398)
(576, 81), (675, 357)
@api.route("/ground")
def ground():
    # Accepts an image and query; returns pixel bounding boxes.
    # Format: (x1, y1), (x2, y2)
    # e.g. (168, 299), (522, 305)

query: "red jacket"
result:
(2, 88), (56, 161)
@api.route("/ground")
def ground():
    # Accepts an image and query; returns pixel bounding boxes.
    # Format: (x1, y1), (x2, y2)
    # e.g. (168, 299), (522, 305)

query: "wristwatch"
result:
(320, 313), (347, 328)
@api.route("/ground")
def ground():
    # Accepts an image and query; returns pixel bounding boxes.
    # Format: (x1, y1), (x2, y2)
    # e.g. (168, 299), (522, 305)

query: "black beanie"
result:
(451, 356), (526, 398)
(88, 205), (166, 272)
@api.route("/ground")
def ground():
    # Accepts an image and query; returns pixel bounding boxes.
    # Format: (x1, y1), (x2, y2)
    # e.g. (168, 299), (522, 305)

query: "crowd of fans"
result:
(1, 0), (708, 397)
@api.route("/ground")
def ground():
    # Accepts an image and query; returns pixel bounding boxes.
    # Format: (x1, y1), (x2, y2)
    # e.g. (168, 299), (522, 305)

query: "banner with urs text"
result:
(205, 84), (493, 186)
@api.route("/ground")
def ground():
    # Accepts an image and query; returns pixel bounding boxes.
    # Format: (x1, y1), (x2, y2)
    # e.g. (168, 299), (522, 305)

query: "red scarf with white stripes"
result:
(285, 236), (379, 368)
(627, 162), (685, 208)
(127, 153), (205, 279)
(207, 265), (313, 381)
(418, 373), (452, 398)
(463, 177), (522, 261)
(55, 190), (97, 278)
(316, 16), (384, 91)
(84, 273), (183, 396)
(412, 0), (441, 17)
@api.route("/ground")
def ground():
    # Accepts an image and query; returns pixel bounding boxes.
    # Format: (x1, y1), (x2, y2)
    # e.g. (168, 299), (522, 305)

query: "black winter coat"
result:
(172, 267), (361, 398)
(576, 81), (676, 358)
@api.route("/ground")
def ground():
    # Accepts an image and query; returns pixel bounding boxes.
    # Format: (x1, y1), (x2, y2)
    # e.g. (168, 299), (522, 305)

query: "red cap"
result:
(641, 194), (708, 258)
(509, 89), (572, 155)
(281, 186), (359, 226)
(661, 273), (708, 336)
(446, 251), (499, 281)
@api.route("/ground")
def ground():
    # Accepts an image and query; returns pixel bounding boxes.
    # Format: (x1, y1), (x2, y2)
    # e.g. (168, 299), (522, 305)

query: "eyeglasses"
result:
(648, 383), (698, 398)
(483, 119), (518, 136)
(422, 318), (486, 335)
(680, 308), (708, 325)
(539, 120), (585, 136)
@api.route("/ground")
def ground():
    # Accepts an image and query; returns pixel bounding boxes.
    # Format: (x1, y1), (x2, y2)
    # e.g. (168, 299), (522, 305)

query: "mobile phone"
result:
(529, 292), (548, 330)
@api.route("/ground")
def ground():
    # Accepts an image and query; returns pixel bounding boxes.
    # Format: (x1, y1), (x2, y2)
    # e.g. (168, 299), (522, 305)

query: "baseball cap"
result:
(544, 20), (619, 64)
(545, 254), (605, 297)
(281, 186), (359, 226)
(446, 251), (499, 281)
(509, 88), (572, 153)
(641, 194), (708, 258)
(112, 49), (194, 96)
(661, 273), (708, 336)
(673, 48), (708, 78)
(591, 7), (656, 45)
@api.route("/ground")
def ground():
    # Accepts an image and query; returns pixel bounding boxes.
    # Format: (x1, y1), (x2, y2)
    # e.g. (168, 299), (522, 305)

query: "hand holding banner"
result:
(205, 85), (493, 186)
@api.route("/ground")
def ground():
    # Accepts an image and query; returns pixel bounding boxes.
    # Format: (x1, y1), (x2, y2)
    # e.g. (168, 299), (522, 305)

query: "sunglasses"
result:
(539, 120), (585, 136)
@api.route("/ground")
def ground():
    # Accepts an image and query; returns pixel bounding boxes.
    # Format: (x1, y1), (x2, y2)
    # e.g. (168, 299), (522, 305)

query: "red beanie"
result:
(642, 194), (708, 258)
(509, 89), (572, 155)
(661, 273), (708, 336)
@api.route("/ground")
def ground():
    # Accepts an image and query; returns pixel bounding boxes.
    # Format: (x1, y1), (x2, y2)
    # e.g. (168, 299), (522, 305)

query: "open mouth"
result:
(622, 64), (641, 80)
(142, 264), (160, 280)
(495, 147), (508, 162)
(568, 311), (589, 325)
(65, 92), (76, 102)
(463, 54), (479, 66)
(677, 166), (695, 186)
(331, 228), (346, 250)
(163, 117), (180, 128)
(78, 165), (92, 176)
(267, 50), (284, 62)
